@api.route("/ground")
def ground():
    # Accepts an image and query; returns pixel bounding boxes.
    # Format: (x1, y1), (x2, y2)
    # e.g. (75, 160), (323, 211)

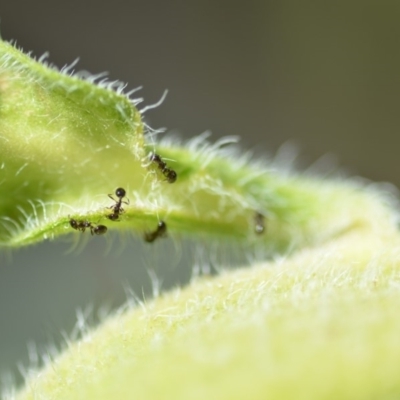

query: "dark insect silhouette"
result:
(69, 217), (108, 235)
(144, 220), (167, 243)
(254, 211), (266, 235)
(149, 152), (177, 183)
(107, 187), (129, 221)
(90, 224), (108, 235)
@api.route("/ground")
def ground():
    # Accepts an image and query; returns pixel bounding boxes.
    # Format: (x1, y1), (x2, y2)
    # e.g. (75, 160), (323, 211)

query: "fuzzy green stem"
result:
(0, 39), (395, 252)
(2, 38), (400, 400)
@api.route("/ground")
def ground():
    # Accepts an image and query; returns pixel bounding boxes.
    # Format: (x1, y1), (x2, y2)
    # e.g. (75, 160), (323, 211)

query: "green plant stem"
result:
(1, 39), (395, 252)
(2, 38), (400, 400)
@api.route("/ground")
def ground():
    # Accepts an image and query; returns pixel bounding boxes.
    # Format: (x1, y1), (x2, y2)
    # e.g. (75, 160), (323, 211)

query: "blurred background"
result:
(1, 0), (399, 391)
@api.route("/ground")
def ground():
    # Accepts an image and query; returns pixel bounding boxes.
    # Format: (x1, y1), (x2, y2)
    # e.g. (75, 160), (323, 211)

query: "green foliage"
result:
(13, 226), (400, 400)
(0, 39), (395, 253)
(2, 39), (400, 400)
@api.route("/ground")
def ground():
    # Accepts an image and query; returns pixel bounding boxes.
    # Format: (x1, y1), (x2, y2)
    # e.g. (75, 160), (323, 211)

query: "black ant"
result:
(91, 224), (108, 235)
(144, 220), (167, 243)
(254, 211), (266, 235)
(69, 218), (108, 235)
(107, 187), (129, 221)
(149, 152), (177, 183)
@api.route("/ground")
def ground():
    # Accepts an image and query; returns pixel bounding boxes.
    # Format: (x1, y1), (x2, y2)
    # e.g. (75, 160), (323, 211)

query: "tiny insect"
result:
(107, 187), (129, 221)
(149, 152), (177, 183)
(69, 218), (107, 235)
(254, 211), (266, 235)
(144, 220), (167, 243)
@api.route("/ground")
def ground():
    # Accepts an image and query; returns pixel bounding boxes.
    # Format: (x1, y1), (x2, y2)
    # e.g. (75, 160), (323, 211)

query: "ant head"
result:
(149, 152), (161, 162)
(158, 221), (166, 229)
(115, 187), (126, 198)
(157, 220), (167, 236)
(69, 218), (78, 229)
(107, 213), (119, 221)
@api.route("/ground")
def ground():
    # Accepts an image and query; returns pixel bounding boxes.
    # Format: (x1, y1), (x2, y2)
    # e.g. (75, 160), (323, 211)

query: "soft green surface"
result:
(12, 221), (400, 400)
(1, 39), (400, 399)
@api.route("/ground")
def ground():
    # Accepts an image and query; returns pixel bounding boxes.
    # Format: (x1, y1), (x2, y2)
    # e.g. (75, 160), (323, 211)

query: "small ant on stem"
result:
(69, 217), (108, 235)
(107, 187), (129, 221)
(149, 152), (177, 183)
(144, 220), (167, 243)
(254, 211), (266, 235)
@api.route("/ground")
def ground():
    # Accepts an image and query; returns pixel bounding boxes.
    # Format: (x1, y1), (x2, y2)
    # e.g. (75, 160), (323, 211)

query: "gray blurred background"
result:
(1, 0), (399, 391)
